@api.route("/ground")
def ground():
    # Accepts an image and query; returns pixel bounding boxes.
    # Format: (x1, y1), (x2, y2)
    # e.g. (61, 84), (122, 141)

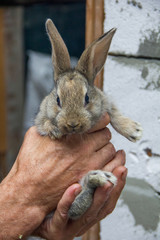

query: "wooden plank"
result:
(3, 7), (24, 170)
(94, 0), (104, 90)
(82, 1), (104, 239)
(94, 0), (104, 39)
(0, 8), (7, 180)
(85, 0), (104, 90)
(85, 0), (95, 48)
(82, 222), (100, 240)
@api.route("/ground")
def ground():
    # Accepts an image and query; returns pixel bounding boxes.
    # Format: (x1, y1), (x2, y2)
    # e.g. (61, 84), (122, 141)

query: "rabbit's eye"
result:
(85, 93), (89, 105)
(57, 96), (61, 107)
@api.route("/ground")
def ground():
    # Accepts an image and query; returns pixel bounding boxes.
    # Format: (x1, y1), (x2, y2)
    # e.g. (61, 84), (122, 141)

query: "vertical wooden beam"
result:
(4, 7), (24, 170)
(85, 0), (95, 48)
(83, 1), (104, 240)
(82, 221), (101, 240)
(85, 0), (104, 90)
(0, 9), (7, 180)
(94, 0), (104, 90)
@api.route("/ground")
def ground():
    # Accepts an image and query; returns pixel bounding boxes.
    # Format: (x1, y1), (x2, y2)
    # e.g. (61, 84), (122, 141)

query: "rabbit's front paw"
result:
(38, 119), (63, 139)
(48, 126), (63, 139)
(124, 120), (143, 142)
(112, 116), (143, 142)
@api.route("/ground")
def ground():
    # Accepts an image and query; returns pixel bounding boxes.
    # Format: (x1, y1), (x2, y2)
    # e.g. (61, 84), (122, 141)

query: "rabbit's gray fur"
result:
(35, 19), (142, 219)
(68, 170), (117, 219)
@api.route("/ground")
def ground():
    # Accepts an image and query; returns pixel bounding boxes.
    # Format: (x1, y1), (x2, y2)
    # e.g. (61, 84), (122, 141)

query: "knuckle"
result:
(57, 204), (68, 219)
(83, 213), (97, 225)
(119, 150), (126, 165)
(99, 207), (113, 220)
(107, 206), (114, 215)
(104, 112), (110, 125)
(82, 217), (88, 226)
(104, 128), (112, 141)
(102, 128), (111, 142)
(25, 126), (37, 137)
(122, 156), (126, 165)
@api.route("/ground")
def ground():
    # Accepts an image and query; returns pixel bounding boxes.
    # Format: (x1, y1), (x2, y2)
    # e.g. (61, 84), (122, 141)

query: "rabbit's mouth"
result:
(61, 122), (88, 135)
(57, 115), (92, 135)
(63, 124), (84, 134)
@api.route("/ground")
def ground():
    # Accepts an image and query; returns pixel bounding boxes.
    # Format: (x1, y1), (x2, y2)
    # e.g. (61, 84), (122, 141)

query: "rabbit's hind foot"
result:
(68, 170), (117, 220)
(86, 170), (117, 188)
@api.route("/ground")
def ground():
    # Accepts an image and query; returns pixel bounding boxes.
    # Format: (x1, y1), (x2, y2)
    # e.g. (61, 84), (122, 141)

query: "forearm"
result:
(0, 175), (44, 239)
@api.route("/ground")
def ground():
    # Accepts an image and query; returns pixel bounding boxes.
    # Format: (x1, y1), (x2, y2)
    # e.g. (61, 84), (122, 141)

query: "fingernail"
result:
(74, 187), (82, 196)
(105, 186), (114, 200)
(120, 150), (126, 157)
(121, 169), (128, 181)
(107, 186), (113, 194)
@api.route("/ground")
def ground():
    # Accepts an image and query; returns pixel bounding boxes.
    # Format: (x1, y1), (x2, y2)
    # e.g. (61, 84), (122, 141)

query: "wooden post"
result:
(3, 7), (24, 170)
(85, 0), (104, 90)
(0, 7), (24, 179)
(82, 0), (104, 240)
(82, 221), (101, 240)
(0, 9), (7, 180)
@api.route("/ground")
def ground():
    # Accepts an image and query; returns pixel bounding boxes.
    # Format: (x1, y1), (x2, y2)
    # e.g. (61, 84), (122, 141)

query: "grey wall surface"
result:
(101, 0), (160, 239)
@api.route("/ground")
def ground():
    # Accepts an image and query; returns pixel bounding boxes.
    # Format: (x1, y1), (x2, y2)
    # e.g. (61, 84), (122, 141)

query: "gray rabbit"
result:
(35, 19), (142, 219)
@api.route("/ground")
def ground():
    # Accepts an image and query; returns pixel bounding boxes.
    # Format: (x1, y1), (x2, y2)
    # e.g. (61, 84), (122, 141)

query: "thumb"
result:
(34, 184), (82, 239)
(52, 183), (82, 228)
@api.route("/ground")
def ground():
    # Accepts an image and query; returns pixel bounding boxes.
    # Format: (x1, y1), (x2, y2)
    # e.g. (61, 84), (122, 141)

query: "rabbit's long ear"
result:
(76, 28), (116, 85)
(46, 19), (71, 81)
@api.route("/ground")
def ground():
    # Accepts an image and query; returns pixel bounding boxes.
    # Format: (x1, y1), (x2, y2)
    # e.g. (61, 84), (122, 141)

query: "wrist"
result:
(0, 174), (45, 239)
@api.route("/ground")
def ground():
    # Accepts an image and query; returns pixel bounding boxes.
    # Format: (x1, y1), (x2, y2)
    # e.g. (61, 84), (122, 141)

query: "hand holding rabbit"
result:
(35, 19), (142, 219)
(34, 154), (127, 240)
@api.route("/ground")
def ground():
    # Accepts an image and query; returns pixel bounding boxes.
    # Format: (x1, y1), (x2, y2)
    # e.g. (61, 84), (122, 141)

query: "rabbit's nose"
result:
(67, 122), (79, 129)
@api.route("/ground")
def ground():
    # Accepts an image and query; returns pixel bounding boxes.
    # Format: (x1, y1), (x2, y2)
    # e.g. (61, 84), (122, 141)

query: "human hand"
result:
(33, 150), (127, 240)
(15, 113), (114, 211)
(1, 113), (116, 237)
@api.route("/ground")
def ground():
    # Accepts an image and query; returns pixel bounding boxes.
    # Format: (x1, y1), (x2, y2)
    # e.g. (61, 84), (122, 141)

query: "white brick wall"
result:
(104, 0), (160, 58)
(101, 0), (160, 239)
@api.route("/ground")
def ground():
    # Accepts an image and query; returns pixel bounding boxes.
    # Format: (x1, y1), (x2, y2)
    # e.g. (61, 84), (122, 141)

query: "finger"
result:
(80, 127), (112, 154)
(97, 166), (127, 219)
(88, 113), (110, 133)
(88, 127), (111, 151)
(102, 150), (126, 172)
(34, 184), (82, 239)
(64, 127), (111, 154)
(77, 166), (127, 236)
(73, 181), (114, 235)
(52, 184), (82, 228)
(82, 182), (113, 223)
(92, 142), (116, 169)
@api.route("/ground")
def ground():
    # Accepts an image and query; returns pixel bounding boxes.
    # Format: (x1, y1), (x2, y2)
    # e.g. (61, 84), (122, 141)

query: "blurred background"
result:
(0, 0), (85, 176)
(0, 0), (160, 240)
